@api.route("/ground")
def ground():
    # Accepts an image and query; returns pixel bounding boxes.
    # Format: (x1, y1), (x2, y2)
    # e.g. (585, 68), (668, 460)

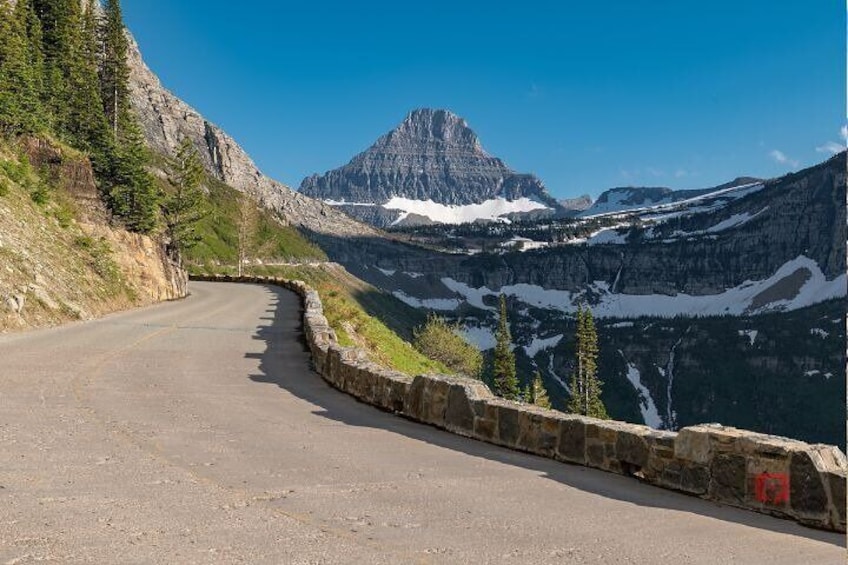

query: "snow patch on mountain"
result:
(391, 290), (460, 311)
(384, 196), (549, 225)
(461, 324), (497, 350)
(524, 334), (563, 358)
(738, 329), (759, 346)
(619, 352), (663, 429)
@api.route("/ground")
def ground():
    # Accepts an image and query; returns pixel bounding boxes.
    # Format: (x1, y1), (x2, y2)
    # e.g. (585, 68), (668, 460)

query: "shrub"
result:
(414, 314), (483, 379)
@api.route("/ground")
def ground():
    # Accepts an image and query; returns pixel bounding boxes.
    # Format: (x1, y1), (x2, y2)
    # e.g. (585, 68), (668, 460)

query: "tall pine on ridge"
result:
(492, 294), (520, 400)
(567, 305), (608, 419)
(100, 0), (130, 138)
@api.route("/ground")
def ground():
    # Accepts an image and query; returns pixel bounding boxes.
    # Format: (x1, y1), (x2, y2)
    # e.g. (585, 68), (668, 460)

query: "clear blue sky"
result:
(122, 1), (845, 199)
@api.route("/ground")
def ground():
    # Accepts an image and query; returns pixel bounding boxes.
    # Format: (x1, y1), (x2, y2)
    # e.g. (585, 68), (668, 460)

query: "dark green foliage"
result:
(493, 294), (520, 399)
(99, 0), (130, 138)
(0, 0), (46, 134)
(164, 138), (208, 256)
(108, 119), (159, 233)
(413, 314), (483, 379)
(528, 371), (552, 408)
(568, 305), (608, 418)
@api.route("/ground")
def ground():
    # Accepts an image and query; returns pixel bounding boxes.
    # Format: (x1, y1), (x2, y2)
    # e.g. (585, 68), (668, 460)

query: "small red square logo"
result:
(754, 472), (789, 505)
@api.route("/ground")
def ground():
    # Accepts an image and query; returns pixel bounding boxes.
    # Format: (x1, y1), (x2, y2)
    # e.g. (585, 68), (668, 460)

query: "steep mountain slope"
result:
(0, 138), (185, 332)
(125, 35), (375, 238)
(308, 153), (846, 444)
(299, 108), (562, 226)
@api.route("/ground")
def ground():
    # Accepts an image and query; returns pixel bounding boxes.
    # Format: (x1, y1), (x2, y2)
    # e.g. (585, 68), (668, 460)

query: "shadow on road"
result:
(246, 284), (843, 548)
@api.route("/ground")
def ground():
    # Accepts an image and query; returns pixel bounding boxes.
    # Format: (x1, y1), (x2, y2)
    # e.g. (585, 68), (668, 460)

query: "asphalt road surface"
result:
(0, 282), (843, 564)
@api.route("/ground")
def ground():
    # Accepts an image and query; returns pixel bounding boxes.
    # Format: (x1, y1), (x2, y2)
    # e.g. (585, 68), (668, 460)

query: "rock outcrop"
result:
(125, 34), (375, 237)
(299, 108), (562, 226)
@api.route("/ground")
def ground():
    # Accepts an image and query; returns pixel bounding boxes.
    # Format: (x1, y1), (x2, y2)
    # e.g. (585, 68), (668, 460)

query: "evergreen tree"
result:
(109, 118), (158, 233)
(99, 0), (130, 138)
(567, 305), (608, 418)
(0, 0), (43, 134)
(493, 294), (520, 399)
(33, 0), (79, 133)
(529, 371), (552, 409)
(164, 138), (208, 259)
(69, 2), (113, 173)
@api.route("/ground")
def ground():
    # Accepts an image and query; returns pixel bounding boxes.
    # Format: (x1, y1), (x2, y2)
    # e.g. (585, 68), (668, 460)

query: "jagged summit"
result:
(299, 108), (560, 226)
(376, 108), (486, 155)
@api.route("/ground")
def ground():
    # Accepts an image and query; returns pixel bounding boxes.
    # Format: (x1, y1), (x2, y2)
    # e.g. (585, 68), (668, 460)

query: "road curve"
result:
(0, 282), (842, 564)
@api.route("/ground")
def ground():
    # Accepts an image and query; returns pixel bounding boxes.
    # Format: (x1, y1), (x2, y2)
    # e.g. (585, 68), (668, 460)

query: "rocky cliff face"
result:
(299, 109), (561, 226)
(125, 34), (375, 237)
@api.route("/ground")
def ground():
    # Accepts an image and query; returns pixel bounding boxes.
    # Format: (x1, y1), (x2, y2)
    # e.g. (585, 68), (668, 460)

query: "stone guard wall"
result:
(193, 274), (847, 533)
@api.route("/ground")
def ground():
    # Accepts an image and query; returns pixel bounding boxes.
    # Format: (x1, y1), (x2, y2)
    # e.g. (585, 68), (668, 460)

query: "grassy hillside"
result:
(192, 262), (447, 376)
(162, 172), (326, 267)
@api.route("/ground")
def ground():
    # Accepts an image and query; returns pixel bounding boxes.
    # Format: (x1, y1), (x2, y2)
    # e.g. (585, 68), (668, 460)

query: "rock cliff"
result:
(125, 34), (375, 237)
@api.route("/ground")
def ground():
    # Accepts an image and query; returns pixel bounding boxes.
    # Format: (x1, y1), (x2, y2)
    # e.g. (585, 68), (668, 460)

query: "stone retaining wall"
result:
(192, 274), (847, 533)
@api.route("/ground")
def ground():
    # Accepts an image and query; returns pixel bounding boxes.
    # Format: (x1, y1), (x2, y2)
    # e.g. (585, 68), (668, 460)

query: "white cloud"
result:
(769, 149), (799, 167)
(841, 125), (847, 142)
(816, 141), (845, 155)
(674, 169), (689, 178)
(646, 167), (665, 177)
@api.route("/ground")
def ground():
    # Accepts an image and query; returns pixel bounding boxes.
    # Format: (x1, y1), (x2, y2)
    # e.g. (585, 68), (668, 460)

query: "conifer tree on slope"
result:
(110, 118), (158, 233)
(164, 138), (209, 259)
(100, 0), (130, 138)
(493, 294), (520, 400)
(529, 370), (552, 409)
(0, 0), (45, 134)
(567, 305), (608, 419)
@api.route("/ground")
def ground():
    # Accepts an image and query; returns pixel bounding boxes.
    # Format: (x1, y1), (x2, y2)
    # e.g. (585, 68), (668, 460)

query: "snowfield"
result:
(383, 196), (549, 225)
(435, 255), (845, 319)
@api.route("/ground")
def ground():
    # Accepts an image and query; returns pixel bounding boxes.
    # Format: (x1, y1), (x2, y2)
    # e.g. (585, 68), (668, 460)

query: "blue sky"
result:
(123, 1), (845, 199)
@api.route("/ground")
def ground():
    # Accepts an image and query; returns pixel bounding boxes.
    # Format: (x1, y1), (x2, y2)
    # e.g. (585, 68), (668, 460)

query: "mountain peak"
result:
(376, 108), (484, 154)
(298, 109), (561, 226)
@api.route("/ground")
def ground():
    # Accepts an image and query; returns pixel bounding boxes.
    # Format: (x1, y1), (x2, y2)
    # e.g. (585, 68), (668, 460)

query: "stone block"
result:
(444, 384), (475, 435)
(473, 401), (500, 442)
(709, 453), (747, 504)
(789, 451), (830, 518)
(494, 401), (521, 447)
(680, 464), (709, 494)
(556, 417), (586, 464)
(827, 470), (846, 528)
(516, 410), (544, 454)
(675, 427), (712, 464)
(404, 376), (427, 421)
(615, 427), (650, 469)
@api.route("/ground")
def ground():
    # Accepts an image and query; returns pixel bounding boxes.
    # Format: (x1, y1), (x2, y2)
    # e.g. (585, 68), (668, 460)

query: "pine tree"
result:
(493, 294), (520, 400)
(567, 305), (608, 418)
(34, 0), (79, 134)
(70, 2), (113, 174)
(529, 371), (552, 409)
(0, 0), (43, 134)
(110, 118), (159, 233)
(164, 138), (208, 259)
(100, 0), (130, 138)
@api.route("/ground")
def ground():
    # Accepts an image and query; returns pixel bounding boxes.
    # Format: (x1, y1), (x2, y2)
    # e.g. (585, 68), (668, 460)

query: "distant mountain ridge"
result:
(299, 109), (563, 226)
(582, 177), (762, 217)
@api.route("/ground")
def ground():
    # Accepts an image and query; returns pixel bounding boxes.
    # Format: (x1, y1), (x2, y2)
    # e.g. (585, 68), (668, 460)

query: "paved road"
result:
(0, 282), (842, 564)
